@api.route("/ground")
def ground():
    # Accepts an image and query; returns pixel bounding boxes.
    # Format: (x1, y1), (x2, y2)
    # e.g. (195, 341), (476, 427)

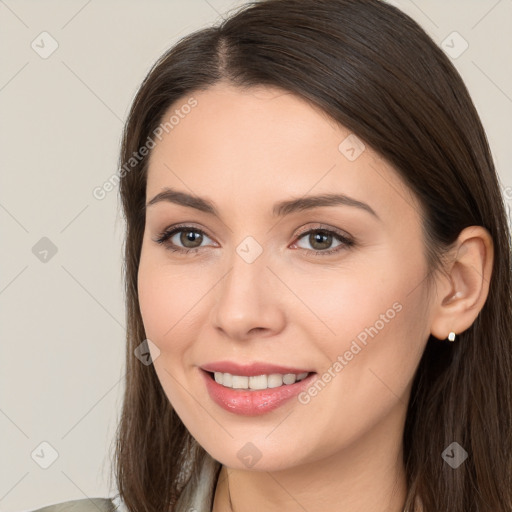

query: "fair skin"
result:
(137, 82), (493, 512)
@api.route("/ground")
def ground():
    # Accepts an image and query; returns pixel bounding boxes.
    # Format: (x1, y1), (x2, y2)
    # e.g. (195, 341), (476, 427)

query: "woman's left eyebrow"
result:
(272, 193), (380, 220)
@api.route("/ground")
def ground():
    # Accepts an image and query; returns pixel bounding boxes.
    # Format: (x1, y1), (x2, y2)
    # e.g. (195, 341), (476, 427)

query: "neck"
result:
(213, 402), (408, 512)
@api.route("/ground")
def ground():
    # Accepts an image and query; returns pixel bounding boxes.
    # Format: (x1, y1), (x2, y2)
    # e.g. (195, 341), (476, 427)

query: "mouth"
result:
(200, 368), (318, 416)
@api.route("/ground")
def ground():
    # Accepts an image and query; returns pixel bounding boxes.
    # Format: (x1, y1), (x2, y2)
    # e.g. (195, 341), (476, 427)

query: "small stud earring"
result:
(447, 331), (456, 342)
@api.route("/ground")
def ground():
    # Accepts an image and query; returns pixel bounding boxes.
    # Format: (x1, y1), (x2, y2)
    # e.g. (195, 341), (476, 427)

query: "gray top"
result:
(28, 497), (118, 512)
(28, 455), (220, 512)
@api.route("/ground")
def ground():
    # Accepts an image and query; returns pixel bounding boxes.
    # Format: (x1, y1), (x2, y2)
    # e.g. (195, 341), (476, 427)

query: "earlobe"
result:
(429, 226), (494, 341)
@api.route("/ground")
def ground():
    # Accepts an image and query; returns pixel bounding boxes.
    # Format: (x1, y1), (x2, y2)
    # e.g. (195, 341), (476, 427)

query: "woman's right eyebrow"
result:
(145, 187), (216, 215)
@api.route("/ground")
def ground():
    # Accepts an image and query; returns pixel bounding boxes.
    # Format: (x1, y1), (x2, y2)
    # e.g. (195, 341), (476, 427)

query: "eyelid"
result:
(290, 224), (355, 256)
(293, 223), (352, 241)
(152, 223), (216, 246)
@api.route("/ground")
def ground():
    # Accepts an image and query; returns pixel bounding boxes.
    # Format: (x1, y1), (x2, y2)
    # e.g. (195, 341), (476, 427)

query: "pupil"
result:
(312, 231), (331, 249)
(182, 230), (202, 247)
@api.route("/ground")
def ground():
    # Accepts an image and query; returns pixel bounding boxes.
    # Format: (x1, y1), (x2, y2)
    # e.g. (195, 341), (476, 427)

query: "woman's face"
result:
(138, 82), (435, 471)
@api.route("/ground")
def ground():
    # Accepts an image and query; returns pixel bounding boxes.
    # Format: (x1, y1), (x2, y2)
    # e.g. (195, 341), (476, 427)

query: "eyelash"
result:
(153, 224), (355, 257)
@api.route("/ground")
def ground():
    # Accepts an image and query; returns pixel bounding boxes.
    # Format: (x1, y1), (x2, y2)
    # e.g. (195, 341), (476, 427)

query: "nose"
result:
(210, 247), (286, 342)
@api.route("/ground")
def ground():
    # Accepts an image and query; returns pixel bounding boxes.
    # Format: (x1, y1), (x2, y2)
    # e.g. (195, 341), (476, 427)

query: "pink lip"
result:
(200, 368), (317, 416)
(200, 360), (313, 376)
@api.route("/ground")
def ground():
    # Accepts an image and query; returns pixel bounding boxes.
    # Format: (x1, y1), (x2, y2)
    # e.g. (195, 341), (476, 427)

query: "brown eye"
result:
(179, 229), (204, 249)
(154, 226), (214, 254)
(294, 227), (354, 256)
(307, 231), (334, 251)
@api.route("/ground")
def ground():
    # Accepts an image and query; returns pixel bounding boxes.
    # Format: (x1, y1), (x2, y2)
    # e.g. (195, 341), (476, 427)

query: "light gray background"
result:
(1, 0), (511, 510)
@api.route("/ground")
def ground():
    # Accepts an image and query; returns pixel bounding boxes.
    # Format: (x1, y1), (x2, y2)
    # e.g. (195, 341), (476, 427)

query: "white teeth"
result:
(283, 373), (296, 385)
(212, 371), (310, 390)
(223, 373), (233, 387)
(249, 374), (267, 390)
(267, 374), (283, 388)
(232, 375), (249, 389)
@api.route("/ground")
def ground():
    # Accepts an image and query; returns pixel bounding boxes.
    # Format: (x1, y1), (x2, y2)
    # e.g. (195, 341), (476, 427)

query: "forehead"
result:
(145, 83), (421, 223)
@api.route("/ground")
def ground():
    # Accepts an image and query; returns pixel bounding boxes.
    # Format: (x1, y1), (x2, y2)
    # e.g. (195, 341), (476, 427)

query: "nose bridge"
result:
(219, 238), (268, 315)
(211, 235), (284, 339)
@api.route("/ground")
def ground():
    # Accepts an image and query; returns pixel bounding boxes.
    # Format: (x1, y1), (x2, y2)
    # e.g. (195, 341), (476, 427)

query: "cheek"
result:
(137, 258), (205, 417)
(299, 249), (429, 386)
(137, 256), (200, 343)
(137, 262), (170, 343)
(295, 258), (405, 341)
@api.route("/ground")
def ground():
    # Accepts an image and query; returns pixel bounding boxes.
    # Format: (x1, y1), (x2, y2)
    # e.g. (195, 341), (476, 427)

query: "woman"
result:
(31, 0), (512, 511)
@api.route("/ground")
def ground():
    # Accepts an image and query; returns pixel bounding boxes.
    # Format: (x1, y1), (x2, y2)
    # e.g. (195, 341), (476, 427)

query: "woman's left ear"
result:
(429, 225), (494, 341)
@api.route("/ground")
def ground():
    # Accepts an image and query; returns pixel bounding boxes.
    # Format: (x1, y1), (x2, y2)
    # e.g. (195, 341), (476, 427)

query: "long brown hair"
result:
(111, 1), (512, 510)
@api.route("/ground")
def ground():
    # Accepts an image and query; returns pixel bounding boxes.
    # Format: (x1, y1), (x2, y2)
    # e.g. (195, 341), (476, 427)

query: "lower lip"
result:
(200, 369), (317, 416)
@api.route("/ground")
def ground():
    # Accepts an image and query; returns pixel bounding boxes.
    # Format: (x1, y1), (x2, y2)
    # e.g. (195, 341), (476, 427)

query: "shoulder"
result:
(28, 497), (116, 512)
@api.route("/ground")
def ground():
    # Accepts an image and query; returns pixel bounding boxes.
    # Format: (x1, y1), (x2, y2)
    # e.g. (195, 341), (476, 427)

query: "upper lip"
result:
(200, 361), (314, 376)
